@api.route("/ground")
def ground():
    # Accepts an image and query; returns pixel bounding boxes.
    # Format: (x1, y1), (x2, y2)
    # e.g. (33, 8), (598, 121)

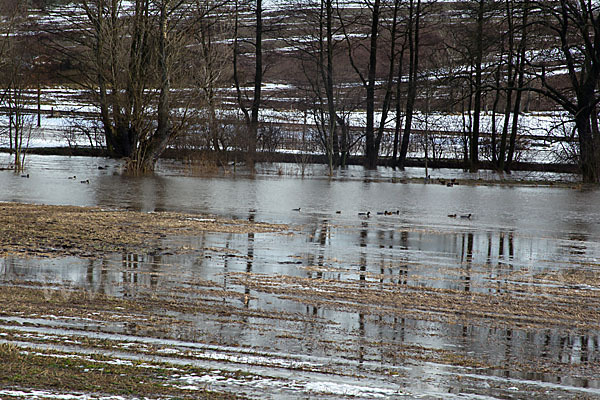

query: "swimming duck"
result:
(292, 207), (301, 212)
(460, 213), (472, 219)
(448, 214), (457, 218)
(358, 211), (371, 217)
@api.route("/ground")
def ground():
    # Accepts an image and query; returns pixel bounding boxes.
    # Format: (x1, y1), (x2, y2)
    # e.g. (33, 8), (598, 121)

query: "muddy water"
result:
(1, 154), (600, 399)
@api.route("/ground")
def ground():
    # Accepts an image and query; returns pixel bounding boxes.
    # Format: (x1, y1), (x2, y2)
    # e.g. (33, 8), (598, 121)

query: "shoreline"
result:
(0, 146), (580, 175)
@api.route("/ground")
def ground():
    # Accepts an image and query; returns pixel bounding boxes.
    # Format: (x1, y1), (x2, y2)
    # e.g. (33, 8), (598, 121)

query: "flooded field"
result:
(0, 155), (599, 399)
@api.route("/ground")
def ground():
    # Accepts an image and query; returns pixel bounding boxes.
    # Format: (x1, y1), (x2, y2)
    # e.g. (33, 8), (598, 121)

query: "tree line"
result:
(0, 0), (599, 182)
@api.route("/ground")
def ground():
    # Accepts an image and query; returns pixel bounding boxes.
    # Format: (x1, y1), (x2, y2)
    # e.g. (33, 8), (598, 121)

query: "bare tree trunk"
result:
(498, 0), (515, 170)
(232, 0), (262, 166)
(469, 0), (484, 173)
(249, 0), (263, 164)
(375, 0), (401, 164)
(325, 0), (339, 166)
(137, 0), (171, 172)
(364, 0), (380, 169)
(505, 0), (529, 172)
(319, 0), (337, 171)
(398, 0), (420, 168)
(392, 44), (405, 164)
(491, 64), (501, 165)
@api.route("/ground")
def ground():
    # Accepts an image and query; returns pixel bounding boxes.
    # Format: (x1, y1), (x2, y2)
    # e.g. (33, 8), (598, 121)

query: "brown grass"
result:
(0, 202), (288, 258)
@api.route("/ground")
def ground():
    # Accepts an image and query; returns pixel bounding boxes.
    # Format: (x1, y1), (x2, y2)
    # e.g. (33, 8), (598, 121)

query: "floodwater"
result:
(1, 154), (600, 399)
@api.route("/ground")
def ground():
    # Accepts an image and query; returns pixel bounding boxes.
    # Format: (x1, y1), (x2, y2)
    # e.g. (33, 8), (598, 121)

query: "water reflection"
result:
(2, 155), (600, 396)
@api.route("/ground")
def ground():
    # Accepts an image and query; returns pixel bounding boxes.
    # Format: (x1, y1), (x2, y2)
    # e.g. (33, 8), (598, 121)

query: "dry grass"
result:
(0, 202), (287, 258)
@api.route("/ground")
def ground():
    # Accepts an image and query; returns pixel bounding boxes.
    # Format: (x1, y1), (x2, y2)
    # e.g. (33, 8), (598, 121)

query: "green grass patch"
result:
(0, 343), (239, 399)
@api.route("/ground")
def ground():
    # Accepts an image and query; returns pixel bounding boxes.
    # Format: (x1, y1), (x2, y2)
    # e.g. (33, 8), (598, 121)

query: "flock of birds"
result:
(21, 173), (90, 184)
(293, 208), (472, 219)
(20, 165), (109, 183)
(292, 176), (473, 219)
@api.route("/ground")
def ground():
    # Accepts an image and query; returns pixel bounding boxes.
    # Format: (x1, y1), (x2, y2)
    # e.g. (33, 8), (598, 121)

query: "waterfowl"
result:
(335, 210), (341, 214)
(68, 175), (76, 179)
(447, 214), (457, 218)
(80, 179), (90, 184)
(358, 211), (371, 217)
(460, 213), (472, 219)
(292, 207), (301, 212)
(20, 174), (29, 178)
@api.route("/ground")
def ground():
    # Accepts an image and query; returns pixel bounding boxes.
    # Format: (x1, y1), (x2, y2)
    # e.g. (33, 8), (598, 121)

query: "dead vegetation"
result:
(228, 271), (600, 331)
(0, 202), (288, 258)
(1, 202), (600, 398)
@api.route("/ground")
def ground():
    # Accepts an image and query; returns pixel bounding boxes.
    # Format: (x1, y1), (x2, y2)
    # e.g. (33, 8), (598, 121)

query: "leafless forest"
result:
(0, 0), (599, 181)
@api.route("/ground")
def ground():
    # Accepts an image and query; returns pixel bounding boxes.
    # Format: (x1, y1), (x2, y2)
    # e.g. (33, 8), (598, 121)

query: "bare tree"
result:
(232, 0), (263, 165)
(0, 1), (34, 171)
(341, 0), (407, 169)
(469, 0), (485, 172)
(527, 0), (600, 182)
(54, 0), (192, 173)
(189, 1), (234, 153)
(397, 0), (421, 168)
(504, 0), (530, 172)
(289, 0), (363, 171)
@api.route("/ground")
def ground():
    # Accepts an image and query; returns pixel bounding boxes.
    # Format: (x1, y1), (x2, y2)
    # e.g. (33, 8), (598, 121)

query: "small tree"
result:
(0, 1), (34, 171)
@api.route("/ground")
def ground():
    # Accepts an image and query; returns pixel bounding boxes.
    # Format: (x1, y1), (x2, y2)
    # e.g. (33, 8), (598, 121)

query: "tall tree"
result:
(397, 0), (421, 168)
(504, 0), (530, 172)
(529, 0), (600, 182)
(232, 0), (263, 165)
(61, 0), (191, 173)
(497, 0), (516, 171)
(190, 0), (234, 153)
(292, 0), (342, 172)
(342, 0), (406, 169)
(469, 0), (484, 172)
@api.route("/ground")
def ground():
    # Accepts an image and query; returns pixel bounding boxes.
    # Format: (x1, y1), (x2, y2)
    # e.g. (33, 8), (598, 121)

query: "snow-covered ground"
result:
(0, 85), (575, 166)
